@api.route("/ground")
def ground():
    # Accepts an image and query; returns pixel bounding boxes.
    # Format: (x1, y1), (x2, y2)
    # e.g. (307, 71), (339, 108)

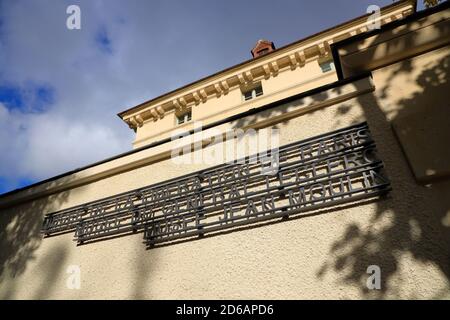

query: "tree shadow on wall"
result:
(228, 9), (450, 298)
(316, 39), (450, 298)
(0, 187), (70, 299)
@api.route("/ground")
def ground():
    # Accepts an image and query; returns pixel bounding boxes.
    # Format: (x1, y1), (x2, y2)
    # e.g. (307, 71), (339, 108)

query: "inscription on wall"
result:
(41, 122), (390, 247)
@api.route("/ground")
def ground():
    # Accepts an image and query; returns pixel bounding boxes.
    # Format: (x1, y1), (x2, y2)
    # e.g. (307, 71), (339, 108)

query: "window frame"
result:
(241, 83), (264, 102)
(176, 110), (192, 125)
(319, 61), (335, 73)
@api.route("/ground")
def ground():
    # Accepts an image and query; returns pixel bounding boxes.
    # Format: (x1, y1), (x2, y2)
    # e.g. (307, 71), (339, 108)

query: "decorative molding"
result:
(220, 80), (229, 93)
(156, 106), (165, 118)
(318, 42), (327, 56)
(173, 99), (182, 112)
(192, 92), (201, 105)
(132, 73), (373, 148)
(179, 97), (187, 107)
(135, 115), (144, 127)
(150, 108), (159, 120)
(289, 54), (298, 70)
(214, 83), (222, 97)
(199, 89), (208, 102)
(262, 64), (271, 78)
(270, 61), (279, 75)
(296, 51), (306, 67)
(244, 71), (253, 82)
(120, 6), (414, 129)
(237, 74), (246, 85)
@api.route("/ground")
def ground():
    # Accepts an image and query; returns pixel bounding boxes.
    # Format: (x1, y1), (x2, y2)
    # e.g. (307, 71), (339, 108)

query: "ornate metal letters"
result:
(41, 122), (390, 248)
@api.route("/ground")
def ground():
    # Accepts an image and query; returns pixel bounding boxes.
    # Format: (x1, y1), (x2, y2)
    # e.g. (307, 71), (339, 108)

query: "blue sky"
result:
(0, 0), (424, 195)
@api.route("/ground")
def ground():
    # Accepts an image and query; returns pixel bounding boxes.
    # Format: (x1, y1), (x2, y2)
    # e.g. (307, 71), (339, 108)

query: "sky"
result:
(0, 0), (424, 195)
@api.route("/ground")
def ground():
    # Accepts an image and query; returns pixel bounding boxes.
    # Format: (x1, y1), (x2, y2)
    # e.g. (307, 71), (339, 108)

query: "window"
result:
(176, 110), (192, 125)
(254, 85), (263, 97)
(242, 83), (263, 101)
(244, 90), (253, 101)
(319, 61), (335, 73)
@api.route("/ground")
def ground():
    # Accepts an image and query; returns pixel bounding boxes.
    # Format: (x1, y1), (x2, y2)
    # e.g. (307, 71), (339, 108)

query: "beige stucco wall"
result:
(126, 1), (416, 149)
(133, 59), (338, 148)
(1, 45), (449, 300)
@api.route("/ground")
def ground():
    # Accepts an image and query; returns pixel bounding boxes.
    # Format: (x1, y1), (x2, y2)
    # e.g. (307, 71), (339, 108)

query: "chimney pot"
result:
(251, 39), (276, 58)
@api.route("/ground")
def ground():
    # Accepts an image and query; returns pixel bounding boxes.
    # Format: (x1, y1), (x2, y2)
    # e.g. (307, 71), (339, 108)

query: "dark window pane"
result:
(254, 85), (263, 97)
(244, 91), (253, 100)
(177, 111), (191, 124)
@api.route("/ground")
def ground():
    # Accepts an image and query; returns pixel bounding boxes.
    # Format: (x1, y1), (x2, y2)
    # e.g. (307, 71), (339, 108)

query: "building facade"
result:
(0, 0), (449, 299)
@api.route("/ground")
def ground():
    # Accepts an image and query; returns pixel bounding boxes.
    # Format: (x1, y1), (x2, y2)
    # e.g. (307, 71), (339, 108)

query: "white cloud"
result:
(0, 1), (144, 182)
(0, 102), (125, 180)
(0, 0), (394, 188)
(1, 1), (222, 184)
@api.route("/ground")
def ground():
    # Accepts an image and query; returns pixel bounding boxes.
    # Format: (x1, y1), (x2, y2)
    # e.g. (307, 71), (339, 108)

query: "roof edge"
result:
(117, 0), (416, 119)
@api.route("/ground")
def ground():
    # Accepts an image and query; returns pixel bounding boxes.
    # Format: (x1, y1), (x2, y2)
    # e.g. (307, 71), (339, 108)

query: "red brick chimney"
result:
(251, 39), (276, 58)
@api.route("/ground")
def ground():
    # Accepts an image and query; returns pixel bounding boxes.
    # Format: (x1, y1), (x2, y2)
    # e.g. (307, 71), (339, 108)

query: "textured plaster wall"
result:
(0, 47), (449, 299)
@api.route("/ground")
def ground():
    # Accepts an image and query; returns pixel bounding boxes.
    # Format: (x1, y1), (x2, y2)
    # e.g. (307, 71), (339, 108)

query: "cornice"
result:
(120, 2), (414, 130)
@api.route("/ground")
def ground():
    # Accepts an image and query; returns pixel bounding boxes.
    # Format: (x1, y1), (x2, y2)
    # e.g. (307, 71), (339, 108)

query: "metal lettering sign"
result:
(41, 122), (390, 247)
